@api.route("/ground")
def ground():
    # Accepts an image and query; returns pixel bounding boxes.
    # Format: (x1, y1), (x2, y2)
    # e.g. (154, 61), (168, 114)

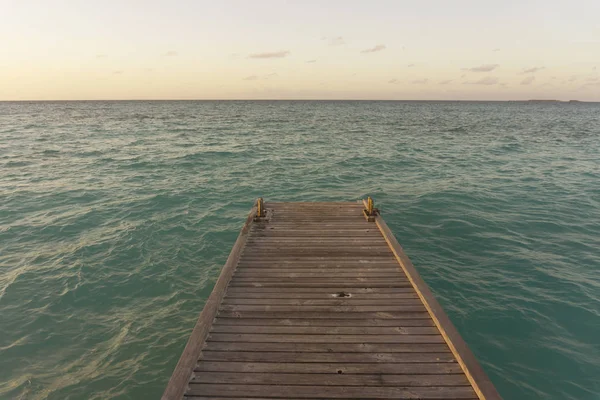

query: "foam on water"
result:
(1, 101), (599, 399)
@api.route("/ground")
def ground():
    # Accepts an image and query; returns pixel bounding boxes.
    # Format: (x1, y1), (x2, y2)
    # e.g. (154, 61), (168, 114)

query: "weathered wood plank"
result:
(221, 298), (424, 306)
(250, 230), (382, 237)
(242, 250), (394, 257)
(210, 326), (439, 335)
(194, 361), (464, 374)
(185, 384), (477, 399)
(213, 318), (433, 327)
(207, 333), (445, 343)
(203, 342), (449, 353)
(228, 280), (410, 286)
(217, 311), (432, 319)
(224, 291), (418, 299)
(199, 351), (455, 363)
(224, 287), (416, 294)
(236, 262), (401, 268)
(227, 282), (415, 288)
(235, 267), (402, 273)
(190, 372), (470, 387)
(238, 259), (395, 264)
(219, 305), (426, 313)
(233, 272), (404, 278)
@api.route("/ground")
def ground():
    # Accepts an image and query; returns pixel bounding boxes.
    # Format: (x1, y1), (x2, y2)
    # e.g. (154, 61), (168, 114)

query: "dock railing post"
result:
(363, 196), (379, 222)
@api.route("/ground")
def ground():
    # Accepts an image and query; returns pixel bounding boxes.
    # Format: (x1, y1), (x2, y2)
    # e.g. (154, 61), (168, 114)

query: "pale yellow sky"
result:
(1, 0), (599, 100)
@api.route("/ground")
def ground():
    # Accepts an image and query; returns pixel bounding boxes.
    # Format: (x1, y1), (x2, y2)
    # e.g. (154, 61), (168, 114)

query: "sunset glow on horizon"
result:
(1, 0), (599, 101)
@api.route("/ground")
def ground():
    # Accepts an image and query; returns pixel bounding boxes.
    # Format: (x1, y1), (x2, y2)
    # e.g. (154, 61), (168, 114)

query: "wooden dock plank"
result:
(199, 351), (455, 363)
(194, 361), (464, 374)
(217, 311), (433, 319)
(209, 325), (439, 335)
(212, 318), (434, 327)
(163, 200), (499, 400)
(190, 372), (470, 387)
(185, 384), (478, 399)
(221, 298), (424, 305)
(203, 342), (450, 353)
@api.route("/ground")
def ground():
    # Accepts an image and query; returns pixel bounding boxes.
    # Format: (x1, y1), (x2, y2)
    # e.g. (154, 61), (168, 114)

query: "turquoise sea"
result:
(1, 100), (599, 399)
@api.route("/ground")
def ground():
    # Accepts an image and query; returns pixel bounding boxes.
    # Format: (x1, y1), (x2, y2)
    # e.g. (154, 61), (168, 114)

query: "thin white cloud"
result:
(96, 54), (107, 59)
(243, 73), (278, 81)
(463, 64), (499, 72)
(407, 64), (415, 68)
(465, 76), (499, 85)
(112, 70), (123, 75)
(412, 79), (429, 84)
(439, 79), (453, 85)
(522, 66), (544, 74)
(492, 48), (501, 52)
(163, 51), (178, 57)
(361, 44), (386, 53)
(248, 50), (290, 59)
(388, 79), (399, 84)
(306, 59), (317, 63)
(521, 76), (535, 85)
(327, 36), (345, 46)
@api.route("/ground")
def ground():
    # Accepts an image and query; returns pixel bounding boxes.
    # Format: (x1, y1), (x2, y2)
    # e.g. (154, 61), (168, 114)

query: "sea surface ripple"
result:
(1, 101), (599, 399)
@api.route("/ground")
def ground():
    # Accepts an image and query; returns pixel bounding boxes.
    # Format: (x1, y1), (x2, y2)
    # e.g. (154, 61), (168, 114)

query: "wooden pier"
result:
(163, 200), (501, 400)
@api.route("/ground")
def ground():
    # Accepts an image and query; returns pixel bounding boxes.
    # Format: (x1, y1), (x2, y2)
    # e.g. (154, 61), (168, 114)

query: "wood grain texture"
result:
(185, 384), (477, 399)
(212, 318), (434, 327)
(190, 372), (470, 387)
(203, 342), (450, 353)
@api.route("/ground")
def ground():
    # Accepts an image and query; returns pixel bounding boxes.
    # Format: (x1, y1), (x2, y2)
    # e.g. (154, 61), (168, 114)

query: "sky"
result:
(1, 0), (599, 101)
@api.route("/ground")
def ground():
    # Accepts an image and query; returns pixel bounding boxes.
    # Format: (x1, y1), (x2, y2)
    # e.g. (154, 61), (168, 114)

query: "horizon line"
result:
(0, 99), (596, 103)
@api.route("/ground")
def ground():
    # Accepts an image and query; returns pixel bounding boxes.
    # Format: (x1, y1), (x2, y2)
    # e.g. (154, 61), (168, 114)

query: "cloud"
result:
(439, 79), (453, 85)
(492, 48), (501, 52)
(96, 54), (107, 59)
(462, 64), (499, 72)
(521, 76), (535, 85)
(388, 79), (399, 84)
(568, 75), (579, 82)
(326, 36), (345, 46)
(412, 79), (429, 84)
(163, 51), (178, 57)
(306, 59), (317, 63)
(243, 73), (278, 81)
(522, 66), (544, 74)
(361, 44), (386, 53)
(407, 64), (415, 67)
(248, 50), (290, 59)
(112, 70), (123, 75)
(464, 76), (499, 85)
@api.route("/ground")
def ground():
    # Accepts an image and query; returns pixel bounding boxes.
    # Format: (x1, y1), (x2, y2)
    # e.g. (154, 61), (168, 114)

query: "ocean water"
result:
(1, 100), (599, 400)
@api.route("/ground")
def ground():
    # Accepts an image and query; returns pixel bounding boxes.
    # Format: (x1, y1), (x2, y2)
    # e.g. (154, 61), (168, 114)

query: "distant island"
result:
(526, 99), (586, 103)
